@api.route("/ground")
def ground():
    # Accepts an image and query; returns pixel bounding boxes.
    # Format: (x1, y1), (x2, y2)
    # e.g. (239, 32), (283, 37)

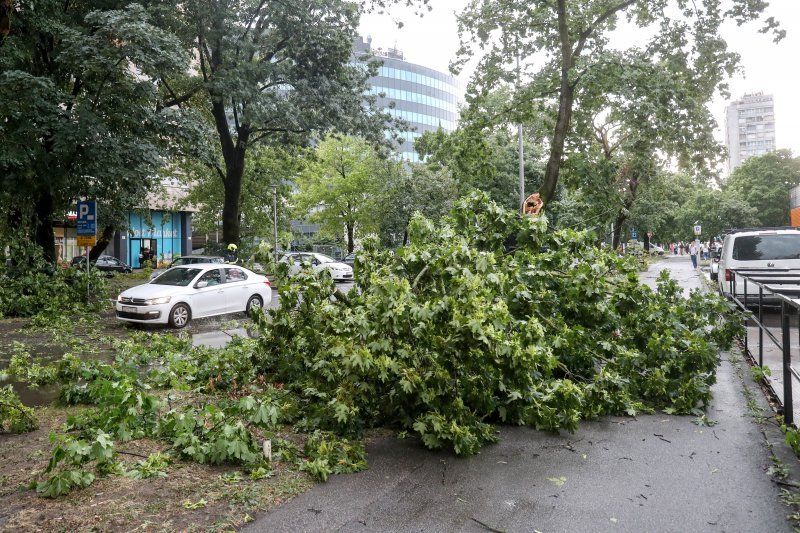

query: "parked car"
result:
(279, 252), (353, 282)
(343, 251), (357, 268)
(149, 255), (224, 280)
(649, 244), (665, 256)
(71, 255), (132, 274)
(710, 248), (720, 281)
(116, 264), (271, 328)
(717, 228), (800, 301)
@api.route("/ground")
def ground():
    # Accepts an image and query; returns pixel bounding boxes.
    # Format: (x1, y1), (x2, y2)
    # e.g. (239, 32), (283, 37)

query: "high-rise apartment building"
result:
(353, 36), (460, 162)
(725, 92), (776, 174)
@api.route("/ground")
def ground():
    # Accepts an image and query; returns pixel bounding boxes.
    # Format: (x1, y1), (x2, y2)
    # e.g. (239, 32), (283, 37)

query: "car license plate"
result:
(122, 306), (137, 313)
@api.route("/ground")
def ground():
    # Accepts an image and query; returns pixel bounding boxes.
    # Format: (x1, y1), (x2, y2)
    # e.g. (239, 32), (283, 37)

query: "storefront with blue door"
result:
(121, 210), (192, 268)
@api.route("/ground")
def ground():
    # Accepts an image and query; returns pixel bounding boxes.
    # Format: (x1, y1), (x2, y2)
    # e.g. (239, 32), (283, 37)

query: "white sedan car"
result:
(116, 265), (272, 329)
(279, 252), (353, 282)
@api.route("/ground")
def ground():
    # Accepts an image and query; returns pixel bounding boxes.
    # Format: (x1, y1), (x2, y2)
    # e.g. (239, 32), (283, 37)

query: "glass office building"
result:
(354, 36), (460, 162)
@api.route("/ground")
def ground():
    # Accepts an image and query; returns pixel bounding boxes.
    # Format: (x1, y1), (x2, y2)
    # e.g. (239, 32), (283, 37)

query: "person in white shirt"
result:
(689, 241), (699, 269)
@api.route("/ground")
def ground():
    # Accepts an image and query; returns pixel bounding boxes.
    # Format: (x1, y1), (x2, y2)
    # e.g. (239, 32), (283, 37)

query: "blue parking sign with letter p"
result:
(77, 200), (97, 235)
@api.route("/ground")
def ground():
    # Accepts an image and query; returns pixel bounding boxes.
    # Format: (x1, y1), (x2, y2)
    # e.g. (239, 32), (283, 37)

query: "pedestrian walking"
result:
(689, 240), (699, 269)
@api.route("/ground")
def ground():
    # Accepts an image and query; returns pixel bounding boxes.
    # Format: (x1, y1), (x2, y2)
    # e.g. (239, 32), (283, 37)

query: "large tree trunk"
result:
(210, 97), (247, 247)
(222, 169), (243, 246)
(33, 190), (56, 263)
(539, 0), (576, 206)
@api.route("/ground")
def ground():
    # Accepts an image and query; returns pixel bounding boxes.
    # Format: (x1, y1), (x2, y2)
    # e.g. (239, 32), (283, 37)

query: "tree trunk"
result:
(89, 225), (116, 261)
(33, 190), (56, 263)
(346, 223), (354, 253)
(210, 98), (247, 247)
(612, 212), (626, 250)
(539, 0), (576, 206)
(222, 170), (243, 246)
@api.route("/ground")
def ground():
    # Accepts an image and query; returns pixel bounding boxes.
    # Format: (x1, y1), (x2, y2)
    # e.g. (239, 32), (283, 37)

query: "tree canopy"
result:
(155, 0), (395, 247)
(293, 135), (389, 253)
(454, 0), (782, 208)
(0, 2), (189, 260)
(724, 149), (800, 228)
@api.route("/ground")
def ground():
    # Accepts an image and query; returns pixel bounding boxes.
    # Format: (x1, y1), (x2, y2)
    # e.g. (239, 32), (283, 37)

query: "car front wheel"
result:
(168, 303), (191, 329)
(246, 295), (263, 314)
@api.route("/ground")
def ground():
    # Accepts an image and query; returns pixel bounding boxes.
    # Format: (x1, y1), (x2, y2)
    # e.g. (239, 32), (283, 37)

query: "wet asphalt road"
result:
(243, 256), (797, 532)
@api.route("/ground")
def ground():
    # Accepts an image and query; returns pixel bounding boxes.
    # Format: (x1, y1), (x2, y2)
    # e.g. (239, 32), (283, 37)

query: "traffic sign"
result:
(631, 229), (638, 240)
(693, 224), (702, 236)
(77, 200), (96, 235)
(77, 235), (96, 247)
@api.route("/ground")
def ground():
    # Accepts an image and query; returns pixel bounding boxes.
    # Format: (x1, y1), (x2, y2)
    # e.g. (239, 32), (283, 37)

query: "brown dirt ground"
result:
(0, 273), (316, 532)
(0, 406), (314, 532)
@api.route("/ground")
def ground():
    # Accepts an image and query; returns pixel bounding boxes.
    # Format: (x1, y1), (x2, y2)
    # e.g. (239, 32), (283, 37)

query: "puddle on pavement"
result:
(0, 343), (115, 407)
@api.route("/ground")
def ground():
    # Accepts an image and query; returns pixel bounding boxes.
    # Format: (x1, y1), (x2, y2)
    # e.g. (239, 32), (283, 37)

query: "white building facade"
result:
(725, 92), (776, 175)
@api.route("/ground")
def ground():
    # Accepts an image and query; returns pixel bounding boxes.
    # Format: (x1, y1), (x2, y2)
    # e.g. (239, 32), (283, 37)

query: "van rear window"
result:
(732, 235), (800, 261)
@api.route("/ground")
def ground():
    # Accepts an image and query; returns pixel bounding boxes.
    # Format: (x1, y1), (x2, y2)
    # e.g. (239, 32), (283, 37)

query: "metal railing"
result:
(727, 268), (800, 425)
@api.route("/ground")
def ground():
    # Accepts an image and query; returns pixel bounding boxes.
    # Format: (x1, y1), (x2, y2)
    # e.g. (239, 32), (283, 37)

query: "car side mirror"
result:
(196, 280), (208, 288)
(312, 259), (320, 266)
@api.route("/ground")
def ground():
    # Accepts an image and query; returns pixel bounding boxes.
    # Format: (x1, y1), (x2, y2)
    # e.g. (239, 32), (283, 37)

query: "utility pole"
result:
(516, 54), (524, 212)
(272, 185), (279, 265)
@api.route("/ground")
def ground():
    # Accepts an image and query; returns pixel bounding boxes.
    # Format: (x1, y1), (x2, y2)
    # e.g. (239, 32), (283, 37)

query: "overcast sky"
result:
(359, 1), (800, 156)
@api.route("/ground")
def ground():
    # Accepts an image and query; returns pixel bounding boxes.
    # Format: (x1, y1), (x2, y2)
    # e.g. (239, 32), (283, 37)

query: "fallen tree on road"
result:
(252, 193), (741, 455)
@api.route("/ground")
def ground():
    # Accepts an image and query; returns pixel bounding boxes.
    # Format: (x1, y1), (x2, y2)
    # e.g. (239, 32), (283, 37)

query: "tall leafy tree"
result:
(379, 163), (459, 246)
(182, 145), (301, 240)
(293, 135), (386, 253)
(0, 2), (189, 261)
(155, 0), (393, 247)
(454, 0), (782, 207)
(724, 150), (800, 228)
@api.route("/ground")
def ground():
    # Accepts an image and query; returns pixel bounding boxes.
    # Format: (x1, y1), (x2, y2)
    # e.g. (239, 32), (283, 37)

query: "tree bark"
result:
(33, 190), (56, 263)
(210, 96), (247, 246)
(346, 223), (354, 253)
(539, 0), (575, 206)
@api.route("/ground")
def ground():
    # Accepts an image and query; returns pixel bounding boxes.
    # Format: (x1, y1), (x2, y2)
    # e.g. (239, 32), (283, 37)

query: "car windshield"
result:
(151, 267), (201, 286)
(732, 235), (800, 261)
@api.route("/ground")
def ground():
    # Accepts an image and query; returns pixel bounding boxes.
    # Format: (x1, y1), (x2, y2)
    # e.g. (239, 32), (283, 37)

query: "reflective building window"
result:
(355, 36), (461, 161)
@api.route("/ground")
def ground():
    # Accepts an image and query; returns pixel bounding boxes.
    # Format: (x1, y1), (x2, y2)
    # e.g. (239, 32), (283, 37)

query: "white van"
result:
(717, 228), (800, 301)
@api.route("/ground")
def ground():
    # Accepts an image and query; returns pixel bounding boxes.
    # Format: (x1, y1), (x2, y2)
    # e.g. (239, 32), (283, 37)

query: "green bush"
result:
(0, 237), (107, 318)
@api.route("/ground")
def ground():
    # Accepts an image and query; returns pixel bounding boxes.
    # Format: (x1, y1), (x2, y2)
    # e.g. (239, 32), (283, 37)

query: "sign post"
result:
(693, 224), (702, 236)
(76, 201), (97, 303)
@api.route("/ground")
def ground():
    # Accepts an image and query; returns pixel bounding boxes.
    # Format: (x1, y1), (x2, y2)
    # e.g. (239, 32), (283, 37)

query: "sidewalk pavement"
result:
(245, 256), (798, 532)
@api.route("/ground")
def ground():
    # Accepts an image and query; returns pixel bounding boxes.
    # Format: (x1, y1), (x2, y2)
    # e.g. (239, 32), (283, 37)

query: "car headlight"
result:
(146, 296), (172, 305)
(117, 294), (123, 302)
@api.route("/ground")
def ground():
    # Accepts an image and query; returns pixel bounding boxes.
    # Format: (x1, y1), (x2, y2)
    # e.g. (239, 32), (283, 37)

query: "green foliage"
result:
(0, 236), (107, 318)
(725, 150), (800, 228)
(7, 342), (58, 388)
(35, 431), (116, 498)
(751, 365), (772, 383)
(252, 193), (740, 455)
(0, 1), (192, 258)
(126, 452), (172, 480)
(781, 418), (800, 457)
(0, 385), (38, 433)
(299, 431), (367, 482)
(293, 135), (388, 252)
